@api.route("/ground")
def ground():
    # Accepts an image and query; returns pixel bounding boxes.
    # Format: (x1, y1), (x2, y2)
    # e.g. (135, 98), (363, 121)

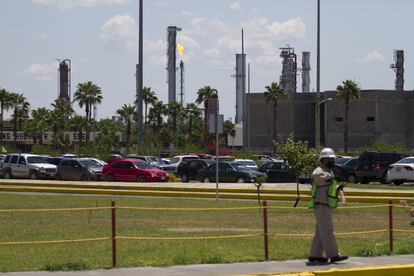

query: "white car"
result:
(1, 153), (57, 179)
(158, 155), (199, 173)
(234, 159), (259, 171)
(387, 157), (414, 185)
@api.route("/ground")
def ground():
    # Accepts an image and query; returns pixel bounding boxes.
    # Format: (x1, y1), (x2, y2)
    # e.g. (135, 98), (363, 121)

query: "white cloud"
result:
(188, 17), (229, 36)
(23, 62), (57, 81)
(100, 14), (137, 52)
(32, 0), (130, 10)
(356, 50), (386, 63)
(33, 32), (48, 40)
(229, 2), (242, 12)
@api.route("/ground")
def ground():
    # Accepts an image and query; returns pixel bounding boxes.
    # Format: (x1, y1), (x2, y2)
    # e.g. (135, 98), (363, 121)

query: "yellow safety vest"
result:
(309, 175), (339, 209)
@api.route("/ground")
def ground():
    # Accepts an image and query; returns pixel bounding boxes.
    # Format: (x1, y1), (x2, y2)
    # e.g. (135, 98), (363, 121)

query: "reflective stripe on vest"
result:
(309, 174), (339, 209)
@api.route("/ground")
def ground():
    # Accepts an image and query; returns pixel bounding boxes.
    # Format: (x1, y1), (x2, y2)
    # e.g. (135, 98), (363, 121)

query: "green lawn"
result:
(0, 193), (413, 272)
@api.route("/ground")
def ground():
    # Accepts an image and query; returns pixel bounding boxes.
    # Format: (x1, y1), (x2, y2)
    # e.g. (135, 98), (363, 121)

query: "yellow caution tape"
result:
(0, 207), (112, 213)
(117, 206), (263, 211)
(337, 204), (389, 209)
(267, 229), (388, 237)
(0, 237), (111, 245)
(117, 233), (262, 241)
(394, 229), (414, 234)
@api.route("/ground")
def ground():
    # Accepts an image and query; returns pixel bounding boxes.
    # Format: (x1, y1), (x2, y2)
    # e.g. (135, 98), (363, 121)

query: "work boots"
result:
(306, 257), (329, 266)
(330, 254), (348, 263)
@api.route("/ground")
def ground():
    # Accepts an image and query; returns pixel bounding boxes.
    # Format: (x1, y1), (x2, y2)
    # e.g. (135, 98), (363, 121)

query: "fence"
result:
(0, 200), (413, 268)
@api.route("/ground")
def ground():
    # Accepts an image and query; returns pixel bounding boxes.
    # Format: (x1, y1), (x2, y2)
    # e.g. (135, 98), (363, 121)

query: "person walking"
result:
(307, 148), (348, 266)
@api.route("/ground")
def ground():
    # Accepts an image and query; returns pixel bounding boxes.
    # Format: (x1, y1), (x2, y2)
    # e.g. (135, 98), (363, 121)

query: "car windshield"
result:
(238, 161), (257, 166)
(134, 162), (152, 169)
(79, 159), (101, 168)
(147, 156), (162, 165)
(170, 157), (180, 164)
(27, 156), (49, 164)
(397, 158), (414, 164)
(335, 158), (350, 165)
(231, 163), (250, 171)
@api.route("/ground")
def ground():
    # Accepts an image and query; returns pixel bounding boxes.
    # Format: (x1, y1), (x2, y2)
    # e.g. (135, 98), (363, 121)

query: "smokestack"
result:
(167, 26), (182, 104)
(58, 59), (71, 101)
(395, 50), (404, 91)
(179, 60), (184, 106)
(302, 52), (311, 93)
(235, 53), (246, 124)
(279, 46), (297, 93)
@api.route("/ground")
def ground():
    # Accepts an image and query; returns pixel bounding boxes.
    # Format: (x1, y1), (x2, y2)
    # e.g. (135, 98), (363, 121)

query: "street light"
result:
(315, 97), (332, 148)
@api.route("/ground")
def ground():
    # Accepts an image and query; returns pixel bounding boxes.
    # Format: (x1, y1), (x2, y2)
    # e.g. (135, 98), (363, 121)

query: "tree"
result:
(73, 81), (103, 143)
(223, 120), (236, 146)
(336, 80), (361, 153)
(50, 99), (74, 140)
(142, 87), (157, 133)
(30, 108), (50, 145)
(195, 86), (218, 139)
(69, 115), (88, 146)
(148, 100), (167, 134)
(0, 88), (13, 145)
(264, 82), (288, 146)
(117, 103), (136, 147)
(185, 103), (201, 139)
(167, 101), (183, 144)
(10, 93), (30, 145)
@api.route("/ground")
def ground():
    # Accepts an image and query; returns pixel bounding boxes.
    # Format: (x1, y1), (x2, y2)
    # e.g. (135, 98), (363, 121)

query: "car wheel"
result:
(29, 171), (38, 180)
(203, 177), (210, 183)
(137, 175), (146, 182)
(4, 171), (12, 179)
(236, 177), (246, 183)
(380, 173), (390, 184)
(106, 174), (114, 182)
(393, 180), (404, 186)
(81, 174), (89, 181)
(181, 174), (189, 183)
(347, 174), (357, 184)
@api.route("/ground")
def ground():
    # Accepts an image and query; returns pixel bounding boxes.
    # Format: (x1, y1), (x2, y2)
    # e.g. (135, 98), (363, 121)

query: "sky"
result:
(0, 0), (413, 121)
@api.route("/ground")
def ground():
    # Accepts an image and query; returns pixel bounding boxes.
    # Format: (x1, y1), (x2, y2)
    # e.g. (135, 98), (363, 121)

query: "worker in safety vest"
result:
(307, 148), (348, 266)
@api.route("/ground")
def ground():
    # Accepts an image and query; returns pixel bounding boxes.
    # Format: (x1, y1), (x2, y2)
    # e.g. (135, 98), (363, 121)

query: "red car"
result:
(102, 158), (169, 182)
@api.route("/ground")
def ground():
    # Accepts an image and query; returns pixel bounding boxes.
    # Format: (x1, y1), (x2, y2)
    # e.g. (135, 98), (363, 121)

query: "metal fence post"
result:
(388, 200), (393, 253)
(111, 201), (117, 267)
(262, 200), (269, 260)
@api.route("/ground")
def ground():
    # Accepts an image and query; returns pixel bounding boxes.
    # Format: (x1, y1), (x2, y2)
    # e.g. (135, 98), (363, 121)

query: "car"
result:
(102, 158), (169, 182)
(62, 153), (77, 159)
(56, 158), (103, 181)
(333, 157), (358, 183)
(251, 155), (278, 166)
(355, 151), (407, 184)
(234, 159), (259, 171)
(196, 161), (265, 183)
(258, 161), (296, 182)
(1, 153), (57, 179)
(161, 158), (171, 165)
(387, 157), (414, 185)
(126, 155), (164, 168)
(176, 159), (216, 182)
(158, 155), (200, 173)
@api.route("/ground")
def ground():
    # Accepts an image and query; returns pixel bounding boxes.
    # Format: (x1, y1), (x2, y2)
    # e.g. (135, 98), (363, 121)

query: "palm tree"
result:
(223, 120), (236, 146)
(148, 100), (167, 133)
(167, 101), (183, 141)
(0, 88), (13, 145)
(10, 93), (30, 145)
(185, 103), (201, 138)
(52, 98), (74, 120)
(336, 80), (361, 153)
(264, 82), (288, 143)
(117, 103), (136, 147)
(69, 115), (88, 145)
(50, 99), (74, 139)
(31, 108), (50, 145)
(143, 87), (158, 133)
(73, 81), (103, 143)
(195, 86), (218, 139)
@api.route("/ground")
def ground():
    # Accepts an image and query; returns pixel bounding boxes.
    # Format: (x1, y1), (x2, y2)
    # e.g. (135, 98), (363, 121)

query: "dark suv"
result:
(355, 151), (406, 184)
(177, 159), (215, 182)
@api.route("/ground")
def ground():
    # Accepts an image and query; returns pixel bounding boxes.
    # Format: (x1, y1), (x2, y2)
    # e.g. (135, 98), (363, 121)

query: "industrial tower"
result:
(57, 59), (71, 101)
(390, 50), (404, 91)
(167, 26), (182, 104)
(301, 52), (311, 93)
(279, 46), (297, 93)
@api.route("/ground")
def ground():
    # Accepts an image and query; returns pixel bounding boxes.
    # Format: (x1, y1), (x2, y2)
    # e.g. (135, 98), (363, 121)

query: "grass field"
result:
(0, 193), (414, 272)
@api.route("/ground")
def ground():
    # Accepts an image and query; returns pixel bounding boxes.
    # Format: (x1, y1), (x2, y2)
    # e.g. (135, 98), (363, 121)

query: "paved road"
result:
(2, 255), (414, 275)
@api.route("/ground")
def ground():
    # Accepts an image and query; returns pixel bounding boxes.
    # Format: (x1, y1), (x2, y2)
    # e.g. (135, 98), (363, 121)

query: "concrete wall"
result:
(247, 90), (414, 151)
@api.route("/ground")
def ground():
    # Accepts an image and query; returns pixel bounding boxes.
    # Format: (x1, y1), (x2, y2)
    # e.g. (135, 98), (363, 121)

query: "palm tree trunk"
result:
(85, 104), (90, 144)
(344, 100), (349, 153)
(204, 101), (209, 140)
(188, 116), (193, 140)
(144, 103), (148, 134)
(273, 102), (278, 153)
(0, 102), (3, 145)
(13, 110), (17, 145)
(39, 132), (43, 145)
(127, 120), (131, 147)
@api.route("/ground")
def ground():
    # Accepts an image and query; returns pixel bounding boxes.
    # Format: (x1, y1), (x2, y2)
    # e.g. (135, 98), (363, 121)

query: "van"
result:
(355, 151), (406, 184)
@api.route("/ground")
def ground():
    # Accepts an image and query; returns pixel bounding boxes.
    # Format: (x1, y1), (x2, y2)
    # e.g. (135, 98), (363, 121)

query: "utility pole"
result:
(247, 63), (251, 151)
(136, 0), (144, 146)
(315, 0), (321, 148)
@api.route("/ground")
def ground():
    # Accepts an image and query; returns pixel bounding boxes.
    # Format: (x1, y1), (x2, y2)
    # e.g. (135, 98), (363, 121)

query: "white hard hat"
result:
(319, 148), (336, 160)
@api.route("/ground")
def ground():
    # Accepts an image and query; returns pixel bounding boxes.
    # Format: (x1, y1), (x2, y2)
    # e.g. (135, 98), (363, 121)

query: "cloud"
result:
(229, 2), (242, 12)
(100, 14), (137, 52)
(33, 32), (48, 40)
(356, 50), (386, 63)
(23, 62), (57, 81)
(32, 0), (131, 10)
